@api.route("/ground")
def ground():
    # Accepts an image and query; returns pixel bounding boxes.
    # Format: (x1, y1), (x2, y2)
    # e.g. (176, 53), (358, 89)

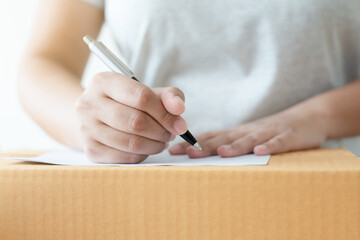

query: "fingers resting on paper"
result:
(169, 111), (326, 158)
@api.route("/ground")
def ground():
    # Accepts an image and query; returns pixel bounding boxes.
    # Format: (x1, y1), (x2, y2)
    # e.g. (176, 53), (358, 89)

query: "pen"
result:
(83, 35), (202, 151)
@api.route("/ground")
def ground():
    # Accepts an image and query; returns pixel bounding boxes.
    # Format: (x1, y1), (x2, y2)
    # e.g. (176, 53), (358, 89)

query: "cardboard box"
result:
(0, 148), (359, 240)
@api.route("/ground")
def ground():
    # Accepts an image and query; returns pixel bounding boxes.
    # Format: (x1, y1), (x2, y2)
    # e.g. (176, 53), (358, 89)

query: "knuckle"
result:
(128, 112), (147, 132)
(134, 86), (151, 109)
(222, 133), (234, 143)
(91, 72), (106, 86)
(128, 135), (144, 152)
(246, 134), (258, 144)
(108, 106), (125, 126)
(75, 95), (93, 113)
(79, 123), (89, 134)
(272, 136), (287, 147)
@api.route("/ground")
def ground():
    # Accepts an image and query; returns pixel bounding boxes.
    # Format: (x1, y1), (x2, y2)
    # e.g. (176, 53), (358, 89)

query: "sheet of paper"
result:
(9, 148), (270, 166)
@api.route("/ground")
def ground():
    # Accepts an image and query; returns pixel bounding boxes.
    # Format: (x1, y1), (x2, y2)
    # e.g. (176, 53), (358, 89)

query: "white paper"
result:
(9, 148), (270, 166)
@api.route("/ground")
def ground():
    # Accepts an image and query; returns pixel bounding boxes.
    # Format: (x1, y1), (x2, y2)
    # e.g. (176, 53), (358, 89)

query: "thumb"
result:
(153, 87), (185, 116)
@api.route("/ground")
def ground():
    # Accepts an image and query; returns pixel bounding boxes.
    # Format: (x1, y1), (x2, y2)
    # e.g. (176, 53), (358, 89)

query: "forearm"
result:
(286, 79), (360, 140)
(18, 56), (84, 149)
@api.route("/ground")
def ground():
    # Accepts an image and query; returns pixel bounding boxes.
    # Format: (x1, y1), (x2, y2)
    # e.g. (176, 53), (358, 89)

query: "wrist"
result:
(279, 99), (332, 140)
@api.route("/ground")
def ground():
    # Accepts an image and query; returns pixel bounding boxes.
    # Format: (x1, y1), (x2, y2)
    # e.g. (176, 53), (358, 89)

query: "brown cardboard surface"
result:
(0, 148), (359, 240)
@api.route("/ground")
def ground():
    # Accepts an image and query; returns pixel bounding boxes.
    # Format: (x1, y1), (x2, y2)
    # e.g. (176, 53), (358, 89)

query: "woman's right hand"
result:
(75, 72), (188, 163)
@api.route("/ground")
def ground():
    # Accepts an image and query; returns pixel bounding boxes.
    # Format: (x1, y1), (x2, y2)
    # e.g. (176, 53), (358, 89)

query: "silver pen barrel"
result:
(83, 35), (134, 78)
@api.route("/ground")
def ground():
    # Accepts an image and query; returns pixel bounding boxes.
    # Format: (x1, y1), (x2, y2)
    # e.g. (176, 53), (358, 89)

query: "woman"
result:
(18, 0), (360, 163)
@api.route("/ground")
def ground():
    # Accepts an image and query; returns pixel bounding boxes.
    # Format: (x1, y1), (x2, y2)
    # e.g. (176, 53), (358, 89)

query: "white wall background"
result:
(1, 0), (359, 155)
(0, 0), (113, 152)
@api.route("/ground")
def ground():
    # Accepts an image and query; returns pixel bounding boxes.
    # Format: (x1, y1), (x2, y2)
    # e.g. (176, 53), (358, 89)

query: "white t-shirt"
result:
(83, 0), (360, 153)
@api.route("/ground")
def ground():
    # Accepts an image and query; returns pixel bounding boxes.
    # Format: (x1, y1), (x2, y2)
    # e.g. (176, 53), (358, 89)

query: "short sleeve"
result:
(81, 0), (104, 9)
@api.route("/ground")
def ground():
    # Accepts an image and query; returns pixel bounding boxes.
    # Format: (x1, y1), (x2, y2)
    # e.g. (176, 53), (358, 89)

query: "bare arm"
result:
(298, 78), (360, 139)
(19, 0), (187, 163)
(18, 0), (104, 149)
(170, 79), (360, 157)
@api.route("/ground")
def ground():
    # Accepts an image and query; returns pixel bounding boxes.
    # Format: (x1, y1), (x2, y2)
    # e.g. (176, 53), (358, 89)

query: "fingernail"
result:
(173, 119), (187, 134)
(174, 96), (185, 105)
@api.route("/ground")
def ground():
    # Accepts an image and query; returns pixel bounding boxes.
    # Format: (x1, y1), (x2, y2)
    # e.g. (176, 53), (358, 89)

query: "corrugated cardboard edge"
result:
(0, 148), (359, 240)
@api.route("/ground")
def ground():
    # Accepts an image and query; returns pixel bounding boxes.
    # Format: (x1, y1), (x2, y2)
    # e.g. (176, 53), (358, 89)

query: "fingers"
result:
(92, 72), (187, 135)
(169, 130), (278, 158)
(83, 138), (148, 164)
(76, 72), (187, 163)
(86, 122), (167, 155)
(186, 132), (239, 158)
(254, 133), (294, 156)
(95, 96), (172, 143)
(153, 87), (185, 115)
(218, 131), (274, 157)
(168, 131), (226, 155)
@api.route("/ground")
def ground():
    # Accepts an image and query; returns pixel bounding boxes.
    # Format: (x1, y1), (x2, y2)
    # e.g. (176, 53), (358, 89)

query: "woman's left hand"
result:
(169, 109), (327, 158)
